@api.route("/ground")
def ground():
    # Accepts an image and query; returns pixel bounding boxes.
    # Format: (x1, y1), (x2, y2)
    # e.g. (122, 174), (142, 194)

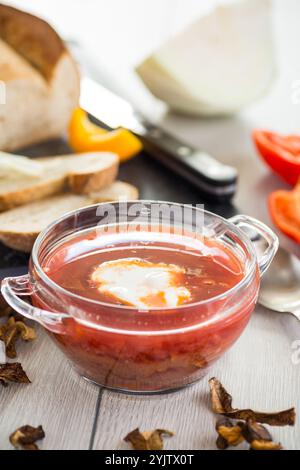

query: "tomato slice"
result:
(269, 183), (300, 243)
(253, 130), (300, 185)
(271, 134), (300, 156)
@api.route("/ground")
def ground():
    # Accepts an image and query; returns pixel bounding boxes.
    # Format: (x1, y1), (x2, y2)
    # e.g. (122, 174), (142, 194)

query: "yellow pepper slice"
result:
(69, 108), (143, 162)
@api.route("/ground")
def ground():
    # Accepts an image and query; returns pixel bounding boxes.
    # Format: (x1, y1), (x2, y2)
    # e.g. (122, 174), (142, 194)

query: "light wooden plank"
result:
(0, 326), (99, 450)
(92, 306), (300, 450)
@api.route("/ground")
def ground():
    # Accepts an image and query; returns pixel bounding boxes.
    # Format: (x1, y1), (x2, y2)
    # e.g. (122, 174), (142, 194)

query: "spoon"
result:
(259, 246), (300, 321)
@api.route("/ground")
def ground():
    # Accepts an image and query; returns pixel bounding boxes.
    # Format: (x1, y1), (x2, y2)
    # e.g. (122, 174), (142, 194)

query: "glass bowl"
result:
(1, 201), (278, 394)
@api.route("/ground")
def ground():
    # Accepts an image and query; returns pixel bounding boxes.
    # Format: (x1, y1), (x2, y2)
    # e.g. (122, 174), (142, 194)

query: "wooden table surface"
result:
(1, 0), (300, 451)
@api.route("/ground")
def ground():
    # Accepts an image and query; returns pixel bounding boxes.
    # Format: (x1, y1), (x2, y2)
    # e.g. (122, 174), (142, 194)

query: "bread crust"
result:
(0, 177), (66, 212)
(0, 232), (37, 253)
(0, 4), (65, 80)
(0, 4), (80, 151)
(68, 162), (119, 194)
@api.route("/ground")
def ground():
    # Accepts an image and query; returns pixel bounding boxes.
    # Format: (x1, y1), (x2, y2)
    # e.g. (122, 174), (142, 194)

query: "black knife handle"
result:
(139, 124), (238, 200)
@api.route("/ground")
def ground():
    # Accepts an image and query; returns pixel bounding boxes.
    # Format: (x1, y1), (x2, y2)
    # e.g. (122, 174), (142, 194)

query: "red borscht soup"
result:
(37, 227), (255, 392)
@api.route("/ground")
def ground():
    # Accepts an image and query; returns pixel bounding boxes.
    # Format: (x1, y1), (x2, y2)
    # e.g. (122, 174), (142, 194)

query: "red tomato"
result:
(253, 130), (300, 185)
(269, 183), (300, 243)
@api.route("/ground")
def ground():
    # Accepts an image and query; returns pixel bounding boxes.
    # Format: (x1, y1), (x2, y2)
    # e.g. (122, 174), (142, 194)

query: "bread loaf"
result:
(0, 4), (80, 151)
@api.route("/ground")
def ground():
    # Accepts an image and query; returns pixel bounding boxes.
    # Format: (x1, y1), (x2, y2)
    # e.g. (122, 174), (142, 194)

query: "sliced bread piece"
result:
(90, 181), (139, 202)
(0, 181), (139, 252)
(0, 194), (87, 253)
(0, 152), (119, 212)
(66, 153), (120, 194)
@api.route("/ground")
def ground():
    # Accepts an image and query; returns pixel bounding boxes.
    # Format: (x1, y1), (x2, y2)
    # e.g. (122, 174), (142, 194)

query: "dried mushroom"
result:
(124, 428), (174, 450)
(209, 377), (295, 426)
(10, 425), (45, 450)
(0, 363), (31, 387)
(0, 316), (36, 359)
(215, 418), (244, 449)
(242, 420), (282, 451)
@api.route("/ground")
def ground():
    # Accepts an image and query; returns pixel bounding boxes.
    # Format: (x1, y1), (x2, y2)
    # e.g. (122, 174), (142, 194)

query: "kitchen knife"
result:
(69, 42), (238, 200)
(80, 77), (237, 200)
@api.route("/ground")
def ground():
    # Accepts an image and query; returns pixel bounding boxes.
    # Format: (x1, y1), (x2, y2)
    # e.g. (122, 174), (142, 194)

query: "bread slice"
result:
(0, 194), (87, 253)
(0, 181), (139, 252)
(89, 180), (139, 202)
(0, 152), (119, 212)
(0, 4), (80, 151)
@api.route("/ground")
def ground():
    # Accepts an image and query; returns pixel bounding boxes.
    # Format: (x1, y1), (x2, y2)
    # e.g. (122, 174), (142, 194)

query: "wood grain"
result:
(92, 306), (300, 450)
(0, 327), (99, 450)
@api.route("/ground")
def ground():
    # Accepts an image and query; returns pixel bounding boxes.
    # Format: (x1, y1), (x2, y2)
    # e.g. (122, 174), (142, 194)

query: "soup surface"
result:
(43, 228), (244, 309)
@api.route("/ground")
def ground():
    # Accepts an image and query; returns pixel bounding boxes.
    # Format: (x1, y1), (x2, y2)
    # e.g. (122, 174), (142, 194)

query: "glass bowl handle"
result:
(1, 275), (70, 333)
(229, 215), (279, 276)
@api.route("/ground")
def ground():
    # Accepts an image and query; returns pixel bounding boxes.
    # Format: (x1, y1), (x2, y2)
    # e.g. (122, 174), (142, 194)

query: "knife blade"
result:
(80, 77), (238, 200)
